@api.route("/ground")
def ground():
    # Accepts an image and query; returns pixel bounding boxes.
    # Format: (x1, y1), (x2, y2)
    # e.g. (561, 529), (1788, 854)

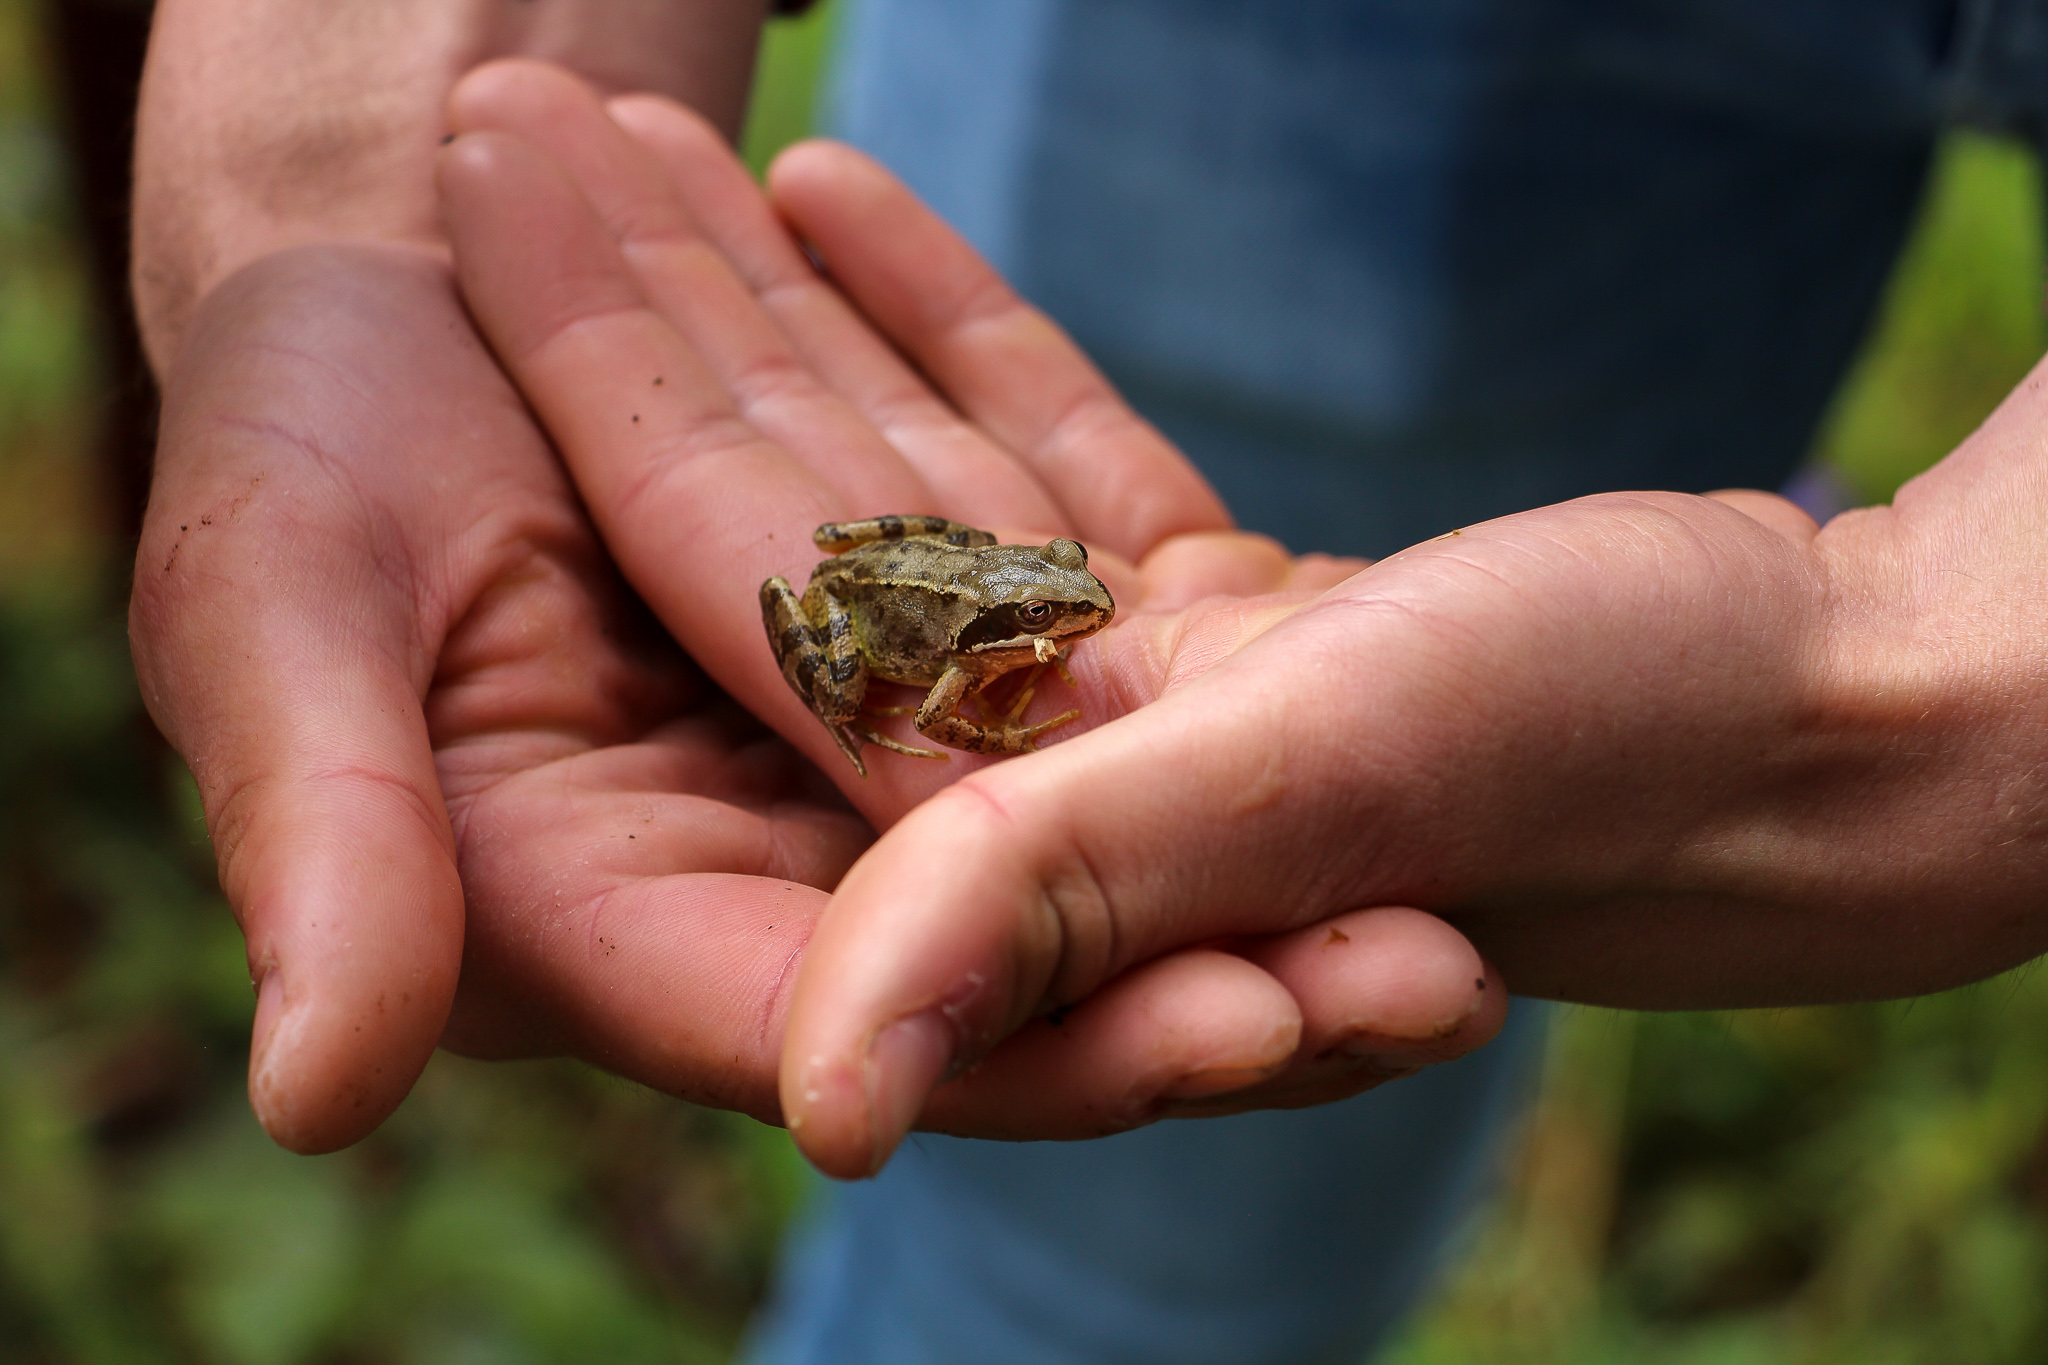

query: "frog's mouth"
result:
(969, 635), (1055, 656)
(970, 621), (1101, 658)
(959, 602), (1112, 658)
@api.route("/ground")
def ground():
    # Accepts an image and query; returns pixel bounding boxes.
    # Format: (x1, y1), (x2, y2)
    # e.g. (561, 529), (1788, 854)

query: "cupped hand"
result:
(133, 236), (1363, 1156)
(779, 440), (2048, 1174)
(131, 238), (879, 1148)
(438, 59), (1507, 1166)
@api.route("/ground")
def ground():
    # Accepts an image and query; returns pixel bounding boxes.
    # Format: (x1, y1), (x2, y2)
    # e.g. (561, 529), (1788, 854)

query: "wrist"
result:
(132, 0), (771, 370)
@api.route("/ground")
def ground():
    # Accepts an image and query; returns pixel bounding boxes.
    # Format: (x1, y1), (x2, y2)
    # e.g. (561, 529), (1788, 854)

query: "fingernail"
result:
(247, 968), (291, 1131)
(863, 1009), (955, 1175)
(1159, 1064), (1279, 1102)
(1338, 1053), (1425, 1084)
(1334, 974), (1490, 1055)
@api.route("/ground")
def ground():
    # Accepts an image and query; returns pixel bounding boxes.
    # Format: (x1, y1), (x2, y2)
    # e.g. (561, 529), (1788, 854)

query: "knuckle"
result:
(944, 775), (1118, 1007)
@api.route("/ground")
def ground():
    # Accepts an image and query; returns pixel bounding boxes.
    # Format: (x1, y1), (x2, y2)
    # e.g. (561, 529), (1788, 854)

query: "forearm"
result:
(133, 0), (770, 370)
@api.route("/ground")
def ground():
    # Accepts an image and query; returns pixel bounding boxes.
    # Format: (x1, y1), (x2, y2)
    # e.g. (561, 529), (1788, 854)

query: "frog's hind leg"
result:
(761, 575), (873, 776)
(915, 665), (1081, 757)
(813, 516), (996, 553)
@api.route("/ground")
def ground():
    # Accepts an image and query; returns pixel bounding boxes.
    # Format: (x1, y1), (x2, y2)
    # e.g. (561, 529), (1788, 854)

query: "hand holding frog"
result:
(440, 60), (1506, 1153)
(775, 409), (2048, 1175)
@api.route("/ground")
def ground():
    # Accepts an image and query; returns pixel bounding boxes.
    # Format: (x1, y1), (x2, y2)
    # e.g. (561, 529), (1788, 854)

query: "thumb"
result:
(777, 628), (1472, 1174)
(134, 247), (478, 1151)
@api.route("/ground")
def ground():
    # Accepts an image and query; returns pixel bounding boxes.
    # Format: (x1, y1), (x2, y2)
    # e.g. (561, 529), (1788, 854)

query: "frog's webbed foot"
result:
(915, 665), (1082, 757)
(994, 663), (1050, 724)
(923, 707), (1082, 756)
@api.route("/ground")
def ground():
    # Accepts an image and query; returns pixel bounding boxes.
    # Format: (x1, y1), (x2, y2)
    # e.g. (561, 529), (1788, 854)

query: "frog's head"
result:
(958, 537), (1115, 656)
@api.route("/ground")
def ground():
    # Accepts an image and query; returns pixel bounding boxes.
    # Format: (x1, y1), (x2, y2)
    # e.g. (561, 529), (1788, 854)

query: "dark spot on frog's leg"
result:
(1326, 927), (1350, 946)
(792, 649), (822, 696)
(816, 590), (863, 700)
(1047, 1004), (1074, 1027)
(1475, 978), (1486, 990)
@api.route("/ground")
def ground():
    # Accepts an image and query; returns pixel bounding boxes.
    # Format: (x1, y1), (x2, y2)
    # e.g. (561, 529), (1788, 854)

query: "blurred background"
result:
(3, 1), (2047, 1361)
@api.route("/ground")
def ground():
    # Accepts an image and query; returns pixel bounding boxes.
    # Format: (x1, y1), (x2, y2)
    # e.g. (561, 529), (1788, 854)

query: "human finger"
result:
(767, 139), (1232, 559)
(441, 726), (867, 1114)
(448, 59), (941, 519)
(439, 128), (880, 776)
(604, 90), (1071, 533)
(920, 911), (1502, 1142)
(913, 950), (1301, 1151)
(131, 248), (494, 1152)
(1186, 909), (1508, 1115)
(771, 549), (1536, 1174)
(771, 659), (1380, 1174)
(1706, 487), (1823, 543)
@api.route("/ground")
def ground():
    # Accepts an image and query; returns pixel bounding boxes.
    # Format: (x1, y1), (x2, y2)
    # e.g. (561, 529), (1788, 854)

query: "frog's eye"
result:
(1017, 600), (1056, 631)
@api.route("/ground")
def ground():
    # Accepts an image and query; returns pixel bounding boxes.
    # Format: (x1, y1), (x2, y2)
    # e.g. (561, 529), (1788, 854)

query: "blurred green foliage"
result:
(741, 3), (836, 178)
(1813, 134), (2046, 502)
(0, 2), (816, 1361)
(4, 0), (2048, 1361)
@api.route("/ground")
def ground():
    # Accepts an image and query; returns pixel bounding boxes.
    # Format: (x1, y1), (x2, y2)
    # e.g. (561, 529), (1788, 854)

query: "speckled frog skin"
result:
(760, 516), (1115, 776)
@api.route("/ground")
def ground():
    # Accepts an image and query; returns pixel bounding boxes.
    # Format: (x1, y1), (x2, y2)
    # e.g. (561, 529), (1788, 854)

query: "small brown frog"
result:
(760, 515), (1115, 776)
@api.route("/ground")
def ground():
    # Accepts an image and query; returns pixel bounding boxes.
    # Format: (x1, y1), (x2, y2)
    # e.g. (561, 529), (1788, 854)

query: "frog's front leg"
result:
(761, 576), (873, 775)
(914, 665), (1082, 756)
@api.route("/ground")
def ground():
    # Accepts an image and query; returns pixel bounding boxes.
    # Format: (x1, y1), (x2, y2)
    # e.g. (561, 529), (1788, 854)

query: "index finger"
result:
(604, 91), (1073, 535)
(438, 131), (869, 772)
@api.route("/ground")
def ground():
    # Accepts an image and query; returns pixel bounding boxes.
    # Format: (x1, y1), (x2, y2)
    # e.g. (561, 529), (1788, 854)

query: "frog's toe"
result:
(852, 722), (947, 763)
(826, 724), (869, 778)
(1013, 708), (1082, 750)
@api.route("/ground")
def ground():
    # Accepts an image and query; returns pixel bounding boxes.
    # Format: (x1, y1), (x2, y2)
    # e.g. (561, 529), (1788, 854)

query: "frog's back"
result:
(821, 537), (975, 585)
(813, 539), (981, 686)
